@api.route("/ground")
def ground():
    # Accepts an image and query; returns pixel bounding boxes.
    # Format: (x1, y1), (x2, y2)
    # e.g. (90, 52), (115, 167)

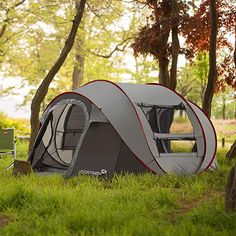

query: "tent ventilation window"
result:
(137, 102), (197, 155)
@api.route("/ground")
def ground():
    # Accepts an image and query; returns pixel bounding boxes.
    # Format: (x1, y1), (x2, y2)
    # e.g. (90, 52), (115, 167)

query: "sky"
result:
(0, 77), (30, 118)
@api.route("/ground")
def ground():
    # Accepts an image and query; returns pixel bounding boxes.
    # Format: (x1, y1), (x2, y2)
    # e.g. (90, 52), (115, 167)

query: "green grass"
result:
(0, 142), (235, 235)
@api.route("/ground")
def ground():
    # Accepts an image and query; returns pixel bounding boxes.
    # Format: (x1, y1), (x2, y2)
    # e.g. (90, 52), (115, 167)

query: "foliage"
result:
(177, 52), (209, 106)
(177, 53), (235, 119)
(182, 0), (236, 91)
(132, 0), (235, 92)
(132, 0), (186, 87)
(1, 0), (141, 109)
(212, 87), (236, 119)
(0, 0), (27, 64)
(0, 112), (30, 136)
(0, 146), (235, 235)
(133, 0), (188, 58)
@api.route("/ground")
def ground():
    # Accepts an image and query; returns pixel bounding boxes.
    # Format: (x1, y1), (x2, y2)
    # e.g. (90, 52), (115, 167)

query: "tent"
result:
(28, 80), (217, 177)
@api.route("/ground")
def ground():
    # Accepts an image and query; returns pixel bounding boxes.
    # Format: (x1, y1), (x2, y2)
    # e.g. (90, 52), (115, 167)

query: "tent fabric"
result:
(29, 80), (217, 177)
(187, 101), (217, 172)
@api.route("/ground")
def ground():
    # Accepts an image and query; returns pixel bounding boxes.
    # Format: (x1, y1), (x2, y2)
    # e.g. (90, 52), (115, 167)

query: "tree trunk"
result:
(159, 57), (170, 86)
(72, 9), (85, 90)
(201, 52), (208, 106)
(42, 99), (46, 112)
(222, 95), (226, 120)
(234, 14), (236, 67)
(170, 0), (180, 90)
(234, 38), (236, 68)
(72, 26), (85, 90)
(72, 54), (84, 89)
(202, 0), (217, 118)
(235, 105), (236, 120)
(156, 0), (171, 86)
(156, 0), (174, 150)
(29, 0), (86, 151)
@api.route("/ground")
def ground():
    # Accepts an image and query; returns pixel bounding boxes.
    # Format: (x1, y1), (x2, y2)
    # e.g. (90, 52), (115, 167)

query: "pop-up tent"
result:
(29, 80), (217, 177)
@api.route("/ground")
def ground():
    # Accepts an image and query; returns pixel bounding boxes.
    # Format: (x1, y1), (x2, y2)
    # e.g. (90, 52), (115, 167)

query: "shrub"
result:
(0, 112), (30, 136)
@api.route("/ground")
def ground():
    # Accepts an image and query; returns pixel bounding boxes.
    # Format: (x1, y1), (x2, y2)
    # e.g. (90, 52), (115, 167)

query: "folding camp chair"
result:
(0, 128), (16, 159)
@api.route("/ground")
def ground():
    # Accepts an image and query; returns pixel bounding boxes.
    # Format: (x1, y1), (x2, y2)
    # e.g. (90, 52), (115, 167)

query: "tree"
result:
(71, 0), (129, 89)
(177, 64), (200, 103)
(132, 0), (189, 89)
(132, 0), (235, 106)
(29, 0), (86, 150)
(132, 0), (190, 148)
(131, 56), (159, 84)
(182, 0), (236, 97)
(202, 0), (217, 117)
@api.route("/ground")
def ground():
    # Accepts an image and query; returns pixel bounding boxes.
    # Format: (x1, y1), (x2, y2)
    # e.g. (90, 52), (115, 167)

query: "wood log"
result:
(12, 160), (32, 177)
(0, 214), (10, 228)
(225, 164), (236, 211)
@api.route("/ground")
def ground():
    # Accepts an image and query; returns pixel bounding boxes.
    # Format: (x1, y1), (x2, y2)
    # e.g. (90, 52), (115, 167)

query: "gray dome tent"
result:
(29, 80), (217, 177)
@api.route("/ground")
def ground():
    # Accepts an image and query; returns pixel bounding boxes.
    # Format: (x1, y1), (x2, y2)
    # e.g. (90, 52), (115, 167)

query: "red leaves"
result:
(182, 0), (235, 52)
(132, 0), (186, 59)
(132, 21), (172, 59)
(217, 54), (236, 91)
(133, 0), (236, 91)
(181, 0), (211, 54)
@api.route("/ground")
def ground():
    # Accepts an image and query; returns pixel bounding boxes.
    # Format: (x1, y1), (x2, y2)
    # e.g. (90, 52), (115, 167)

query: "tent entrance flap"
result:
(31, 99), (89, 172)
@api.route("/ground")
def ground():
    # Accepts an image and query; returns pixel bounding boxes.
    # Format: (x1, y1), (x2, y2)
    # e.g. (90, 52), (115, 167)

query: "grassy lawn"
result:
(0, 140), (235, 235)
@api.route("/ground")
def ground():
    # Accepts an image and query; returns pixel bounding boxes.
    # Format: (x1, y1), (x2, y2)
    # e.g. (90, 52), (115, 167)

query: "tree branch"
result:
(86, 2), (110, 33)
(0, 0), (26, 39)
(89, 37), (132, 58)
(14, 0), (26, 8)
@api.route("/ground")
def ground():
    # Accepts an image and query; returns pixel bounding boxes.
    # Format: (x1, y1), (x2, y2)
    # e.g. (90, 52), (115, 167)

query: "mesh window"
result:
(170, 110), (193, 134)
(62, 105), (86, 150)
(141, 106), (196, 154)
(66, 105), (86, 130)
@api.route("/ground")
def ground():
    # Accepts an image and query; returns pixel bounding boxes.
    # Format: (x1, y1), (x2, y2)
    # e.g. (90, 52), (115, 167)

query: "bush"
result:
(0, 112), (30, 136)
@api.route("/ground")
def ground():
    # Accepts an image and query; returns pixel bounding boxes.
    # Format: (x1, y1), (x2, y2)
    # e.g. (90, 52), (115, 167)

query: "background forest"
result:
(0, 0), (235, 120)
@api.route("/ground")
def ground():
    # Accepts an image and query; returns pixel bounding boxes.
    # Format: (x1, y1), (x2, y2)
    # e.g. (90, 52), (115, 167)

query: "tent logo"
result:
(78, 169), (107, 177)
